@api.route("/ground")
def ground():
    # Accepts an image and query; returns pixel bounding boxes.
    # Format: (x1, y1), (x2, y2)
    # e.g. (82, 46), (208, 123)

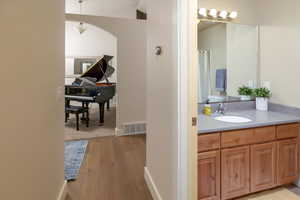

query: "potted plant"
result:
(238, 86), (253, 101)
(253, 87), (271, 111)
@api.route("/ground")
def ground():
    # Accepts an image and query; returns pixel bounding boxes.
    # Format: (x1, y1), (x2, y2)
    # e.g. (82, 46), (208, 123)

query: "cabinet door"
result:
(198, 151), (220, 200)
(251, 142), (276, 192)
(221, 146), (250, 200)
(277, 139), (298, 184)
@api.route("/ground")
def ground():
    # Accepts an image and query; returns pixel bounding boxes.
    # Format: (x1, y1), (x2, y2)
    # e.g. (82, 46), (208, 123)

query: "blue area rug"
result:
(64, 140), (88, 181)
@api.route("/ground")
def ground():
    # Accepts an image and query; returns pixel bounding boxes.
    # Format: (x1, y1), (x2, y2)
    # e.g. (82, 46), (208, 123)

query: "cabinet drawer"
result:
(254, 126), (276, 142)
(277, 123), (299, 139)
(198, 133), (220, 152)
(221, 129), (254, 148)
(221, 127), (275, 148)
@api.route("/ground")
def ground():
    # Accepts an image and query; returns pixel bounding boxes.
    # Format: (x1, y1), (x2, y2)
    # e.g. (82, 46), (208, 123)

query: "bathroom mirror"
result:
(198, 20), (259, 103)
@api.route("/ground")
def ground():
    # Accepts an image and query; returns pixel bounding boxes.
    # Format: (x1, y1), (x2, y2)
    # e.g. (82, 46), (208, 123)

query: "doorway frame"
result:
(177, 0), (198, 199)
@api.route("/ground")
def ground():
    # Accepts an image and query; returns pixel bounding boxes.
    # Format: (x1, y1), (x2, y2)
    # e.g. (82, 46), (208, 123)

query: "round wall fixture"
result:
(155, 46), (162, 56)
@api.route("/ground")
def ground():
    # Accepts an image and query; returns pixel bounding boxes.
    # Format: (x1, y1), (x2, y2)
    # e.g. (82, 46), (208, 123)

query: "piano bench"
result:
(65, 106), (89, 131)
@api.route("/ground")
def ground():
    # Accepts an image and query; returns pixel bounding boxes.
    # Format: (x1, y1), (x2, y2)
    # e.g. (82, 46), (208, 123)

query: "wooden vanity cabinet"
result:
(198, 123), (299, 200)
(198, 151), (220, 200)
(221, 146), (250, 200)
(277, 138), (298, 185)
(250, 142), (277, 192)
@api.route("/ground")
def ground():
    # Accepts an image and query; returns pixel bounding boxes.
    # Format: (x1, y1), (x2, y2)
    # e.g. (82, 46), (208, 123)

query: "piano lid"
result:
(80, 55), (115, 82)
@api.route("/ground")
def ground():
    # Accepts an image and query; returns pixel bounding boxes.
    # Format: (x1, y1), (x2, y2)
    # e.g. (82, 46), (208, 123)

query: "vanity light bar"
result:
(198, 8), (238, 20)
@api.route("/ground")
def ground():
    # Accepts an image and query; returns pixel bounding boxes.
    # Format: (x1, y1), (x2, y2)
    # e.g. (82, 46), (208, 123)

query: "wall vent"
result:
(120, 121), (147, 136)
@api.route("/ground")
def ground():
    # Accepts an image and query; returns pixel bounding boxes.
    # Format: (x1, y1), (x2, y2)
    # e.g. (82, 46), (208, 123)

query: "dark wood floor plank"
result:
(66, 135), (152, 200)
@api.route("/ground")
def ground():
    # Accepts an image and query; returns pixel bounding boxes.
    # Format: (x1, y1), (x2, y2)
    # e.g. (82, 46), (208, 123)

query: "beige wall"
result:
(0, 1), (65, 200)
(256, 0), (300, 108)
(66, 14), (147, 130)
(65, 0), (138, 19)
(146, 0), (179, 199)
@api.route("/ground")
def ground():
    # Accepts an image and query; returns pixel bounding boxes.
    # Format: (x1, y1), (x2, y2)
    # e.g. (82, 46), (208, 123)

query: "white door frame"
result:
(177, 0), (198, 199)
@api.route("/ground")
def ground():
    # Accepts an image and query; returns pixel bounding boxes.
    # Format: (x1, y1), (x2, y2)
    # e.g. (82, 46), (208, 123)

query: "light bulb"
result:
(229, 11), (238, 19)
(219, 11), (228, 19)
(77, 22), (87, 34)
(199, 8), (207, 17)
(209, 9), (217, 18)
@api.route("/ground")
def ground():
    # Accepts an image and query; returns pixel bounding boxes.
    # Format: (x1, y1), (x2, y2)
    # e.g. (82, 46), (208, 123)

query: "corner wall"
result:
(65, 14), (147, 131)
(0, 0), (65, 199)
(256, 0), (300, 108)
(145, 0), (179, 198)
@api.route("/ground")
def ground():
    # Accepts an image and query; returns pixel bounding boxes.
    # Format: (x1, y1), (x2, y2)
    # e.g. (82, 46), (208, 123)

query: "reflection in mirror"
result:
(198, 21), (258, 103)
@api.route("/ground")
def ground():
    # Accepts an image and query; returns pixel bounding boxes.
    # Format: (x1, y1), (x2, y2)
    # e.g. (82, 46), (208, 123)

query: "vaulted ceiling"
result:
(65, 0), (144, 19)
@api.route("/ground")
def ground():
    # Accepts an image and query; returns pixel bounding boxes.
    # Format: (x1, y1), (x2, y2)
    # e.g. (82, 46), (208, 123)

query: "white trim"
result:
(115, 127), (123, 136)
(177, 0), (198, 199)
(144, 167), (163, 200)
(57, 181), (68, 200)
(177, 0), (189, 199)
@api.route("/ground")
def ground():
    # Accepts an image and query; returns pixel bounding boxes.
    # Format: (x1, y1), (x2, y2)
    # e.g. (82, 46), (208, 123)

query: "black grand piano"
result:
(65, 55), (116, 126)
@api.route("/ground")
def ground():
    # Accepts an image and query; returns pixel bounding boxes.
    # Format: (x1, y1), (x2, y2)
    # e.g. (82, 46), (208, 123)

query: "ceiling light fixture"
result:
(208, 9), (217, 18)
(229, 11), (238, 19)
(198, 8), (207, 17)
(198, 8), (238, 21)
(219, 11), (228, 19)
(77, 0), (87, 34)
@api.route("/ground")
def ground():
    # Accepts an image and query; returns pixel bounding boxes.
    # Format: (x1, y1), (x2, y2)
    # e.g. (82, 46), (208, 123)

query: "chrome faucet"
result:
(216, 103), (226, 115)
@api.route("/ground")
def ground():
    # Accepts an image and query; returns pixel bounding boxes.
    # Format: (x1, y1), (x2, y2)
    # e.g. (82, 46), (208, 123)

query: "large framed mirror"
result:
(198, 20), (259, 104)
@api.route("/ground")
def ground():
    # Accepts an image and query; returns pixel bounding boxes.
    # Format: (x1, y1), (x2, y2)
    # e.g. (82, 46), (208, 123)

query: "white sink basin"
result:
(214, 116), (252, 123)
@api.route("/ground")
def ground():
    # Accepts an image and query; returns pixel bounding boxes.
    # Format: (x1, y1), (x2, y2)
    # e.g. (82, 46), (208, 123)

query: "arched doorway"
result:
(65, 21), (118, 139)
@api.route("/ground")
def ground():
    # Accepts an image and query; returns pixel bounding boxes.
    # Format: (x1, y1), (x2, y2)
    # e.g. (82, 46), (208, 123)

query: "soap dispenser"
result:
(203, 100), (212, 115)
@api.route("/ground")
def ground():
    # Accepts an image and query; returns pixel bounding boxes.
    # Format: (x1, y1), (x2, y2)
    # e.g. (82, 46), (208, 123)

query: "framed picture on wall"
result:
(74, 58), (97, 75)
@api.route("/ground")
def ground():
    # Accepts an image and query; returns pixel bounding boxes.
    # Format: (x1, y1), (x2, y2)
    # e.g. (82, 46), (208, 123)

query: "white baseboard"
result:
(144, 167), (163, 200)
(115, 127), (123, 136)
(57, 180), (68, 200)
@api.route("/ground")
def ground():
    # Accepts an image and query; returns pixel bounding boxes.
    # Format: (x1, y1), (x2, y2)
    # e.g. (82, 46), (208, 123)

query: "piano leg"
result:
(65, 99), (70, 122)
(86, 107), (89, 128)
(81, 102), (85, 120)
(76, 113), (79, 131)
(98, 103), (105, 126)
(106, 100), (110, 111)
(65, 113), (68, 123)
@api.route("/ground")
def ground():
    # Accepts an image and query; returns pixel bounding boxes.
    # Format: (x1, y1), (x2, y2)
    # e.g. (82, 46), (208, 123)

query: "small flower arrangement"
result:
(238, 86), (253, 96)
(253, 87), (271, 111)
(253, 87), (271, 98)
(238, 86), (253, 100)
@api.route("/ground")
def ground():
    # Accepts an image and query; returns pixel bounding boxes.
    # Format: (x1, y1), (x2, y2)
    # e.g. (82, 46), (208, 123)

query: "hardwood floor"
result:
(66, 135), (153, 200)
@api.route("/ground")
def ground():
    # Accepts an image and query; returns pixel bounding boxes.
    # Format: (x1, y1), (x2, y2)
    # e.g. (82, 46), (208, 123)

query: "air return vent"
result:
(121, 122), (147, 136)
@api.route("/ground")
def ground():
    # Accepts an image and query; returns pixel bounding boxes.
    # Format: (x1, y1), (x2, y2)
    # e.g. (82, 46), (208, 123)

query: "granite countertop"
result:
(198, 109), (300, 134)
